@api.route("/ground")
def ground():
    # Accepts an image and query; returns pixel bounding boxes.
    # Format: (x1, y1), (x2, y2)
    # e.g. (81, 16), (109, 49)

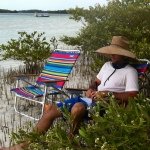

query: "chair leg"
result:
(41, 86), (48, 117)
(14, 94), (18, 113)
(41, 101), (45, 118)
(14, 95), (44, 121)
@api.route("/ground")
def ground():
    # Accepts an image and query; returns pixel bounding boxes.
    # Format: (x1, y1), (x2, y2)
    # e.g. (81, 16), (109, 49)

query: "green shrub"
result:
(61, 0), (150, 71)
(10, 94), (150, 150)
(77, 95), (150, 150)
(0, 31), (51, 66)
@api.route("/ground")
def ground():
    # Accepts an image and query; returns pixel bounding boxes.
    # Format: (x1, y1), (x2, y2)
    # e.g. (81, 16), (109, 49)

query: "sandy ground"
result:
(0, 59), (24, 71)
(0, 48), (96, 148)
(0, 66), (94, 147)
(0, 78), (36, 147)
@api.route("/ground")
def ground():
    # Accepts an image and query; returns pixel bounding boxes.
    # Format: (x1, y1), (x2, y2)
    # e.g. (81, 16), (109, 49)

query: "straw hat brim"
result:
(96, 45), (136, 59)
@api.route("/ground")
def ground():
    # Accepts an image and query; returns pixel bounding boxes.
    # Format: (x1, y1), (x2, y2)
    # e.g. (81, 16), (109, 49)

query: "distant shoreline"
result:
(0, 9), (68, 14)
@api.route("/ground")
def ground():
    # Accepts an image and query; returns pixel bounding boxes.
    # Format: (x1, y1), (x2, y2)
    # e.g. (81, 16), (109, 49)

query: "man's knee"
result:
(43, 104), (62, 119)
(71, 102), (86, 116)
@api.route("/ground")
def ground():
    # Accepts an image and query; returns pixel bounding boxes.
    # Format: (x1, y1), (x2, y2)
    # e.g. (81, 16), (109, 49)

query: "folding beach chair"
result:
(11, 49), (80, 120)
(132, 59), (150, 95)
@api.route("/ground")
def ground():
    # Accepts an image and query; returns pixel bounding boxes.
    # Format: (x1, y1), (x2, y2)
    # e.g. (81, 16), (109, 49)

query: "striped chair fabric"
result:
(132, 62), (149, 77)
(11, 49), (80, 99)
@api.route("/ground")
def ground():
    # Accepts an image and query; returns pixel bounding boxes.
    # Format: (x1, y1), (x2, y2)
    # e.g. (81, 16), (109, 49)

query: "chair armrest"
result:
(65, 87), (88, 92)
(12, 74), (38, 88)
(65, 87), (88, 97)
(42, 79), (69, 83)
(12, 74), (38, 79)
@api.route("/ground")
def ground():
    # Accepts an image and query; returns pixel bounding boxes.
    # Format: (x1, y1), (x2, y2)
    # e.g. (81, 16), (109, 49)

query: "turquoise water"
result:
(0, 13), (82, 44)
(0, 13), (83, 69)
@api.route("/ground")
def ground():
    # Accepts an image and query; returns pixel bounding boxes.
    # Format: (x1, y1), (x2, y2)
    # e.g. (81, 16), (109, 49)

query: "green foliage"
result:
(78, 96), (150, 150)
(61, 0), (150, 71)
(11, 95), (150, 149)
(0, 31), (51, 65)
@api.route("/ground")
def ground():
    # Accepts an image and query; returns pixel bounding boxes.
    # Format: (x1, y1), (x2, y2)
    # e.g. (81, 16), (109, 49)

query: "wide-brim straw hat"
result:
(96, 36), (136, 59)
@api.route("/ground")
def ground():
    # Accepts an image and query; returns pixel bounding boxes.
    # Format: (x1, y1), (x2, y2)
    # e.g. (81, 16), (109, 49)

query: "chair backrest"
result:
(131, 59), (150, 96)
(131, 59), (150, 78)
(36, 49), (80, 89)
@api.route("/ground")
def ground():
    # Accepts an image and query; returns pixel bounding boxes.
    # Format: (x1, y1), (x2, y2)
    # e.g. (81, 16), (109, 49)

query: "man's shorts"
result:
(56, 96), (94, 112)
(56, 96), (106, 120)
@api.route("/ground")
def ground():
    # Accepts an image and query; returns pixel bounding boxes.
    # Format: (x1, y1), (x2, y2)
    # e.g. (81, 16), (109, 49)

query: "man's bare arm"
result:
(93, 91), (138, 103)
(89, 78), (101, 90)
(113, 91), (138, 103)
(86, 78), (101, 98)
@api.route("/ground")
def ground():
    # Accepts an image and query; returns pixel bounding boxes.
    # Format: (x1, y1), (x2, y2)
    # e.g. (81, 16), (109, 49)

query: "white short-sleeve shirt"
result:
(97, 62), (139, 92)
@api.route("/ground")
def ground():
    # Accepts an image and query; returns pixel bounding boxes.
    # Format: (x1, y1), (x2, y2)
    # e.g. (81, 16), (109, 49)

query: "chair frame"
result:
(12, 49), (80, 120)
(14, 78), (68, 120)
(137, 59), (150, 96)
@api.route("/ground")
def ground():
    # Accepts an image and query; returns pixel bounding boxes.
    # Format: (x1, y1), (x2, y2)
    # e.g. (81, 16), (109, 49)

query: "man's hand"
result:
(95, 91), (108, 98)
(93, 91), (108, 101)
(86, 90), (109, 102)
(86, 89), (97, 99)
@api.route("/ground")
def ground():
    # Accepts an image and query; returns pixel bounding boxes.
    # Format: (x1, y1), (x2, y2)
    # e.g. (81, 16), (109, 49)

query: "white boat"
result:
(34, 13), (50, 17)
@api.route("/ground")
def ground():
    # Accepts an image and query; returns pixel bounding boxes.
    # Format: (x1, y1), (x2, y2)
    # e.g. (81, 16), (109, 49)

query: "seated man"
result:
(0, 36), (139, 150)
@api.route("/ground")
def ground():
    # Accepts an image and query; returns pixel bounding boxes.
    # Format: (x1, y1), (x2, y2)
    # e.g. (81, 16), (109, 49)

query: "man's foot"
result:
(0, 143), (25, 150)
(44, 103), (52, 113)
(68, 131), (75, 140)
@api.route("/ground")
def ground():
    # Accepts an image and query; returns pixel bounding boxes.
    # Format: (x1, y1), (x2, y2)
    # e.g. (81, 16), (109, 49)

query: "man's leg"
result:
(70, 102), (87, 135)
(35, 103), (62, 134)
(0, 104), (62, 150)
(0, 100), (87, 149)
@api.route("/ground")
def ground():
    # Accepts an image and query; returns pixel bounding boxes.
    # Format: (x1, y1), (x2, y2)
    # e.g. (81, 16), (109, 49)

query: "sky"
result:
(0, 0), (108, 11)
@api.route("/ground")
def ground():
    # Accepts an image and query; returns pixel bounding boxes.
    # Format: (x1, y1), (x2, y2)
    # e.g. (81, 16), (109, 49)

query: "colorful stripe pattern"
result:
(11, 85), (44, 98)
(36, 50), (80, 89)
(132, 63), (150, 78)
(132, 63), (149, 76)
(11, 49), (80, 99)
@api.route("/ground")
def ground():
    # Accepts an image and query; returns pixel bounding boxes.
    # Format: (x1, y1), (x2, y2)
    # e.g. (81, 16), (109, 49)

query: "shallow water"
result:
(0, 13), (83, 69)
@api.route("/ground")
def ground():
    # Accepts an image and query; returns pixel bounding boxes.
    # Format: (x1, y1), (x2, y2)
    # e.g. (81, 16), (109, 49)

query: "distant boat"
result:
(34, 13), (50, 17)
